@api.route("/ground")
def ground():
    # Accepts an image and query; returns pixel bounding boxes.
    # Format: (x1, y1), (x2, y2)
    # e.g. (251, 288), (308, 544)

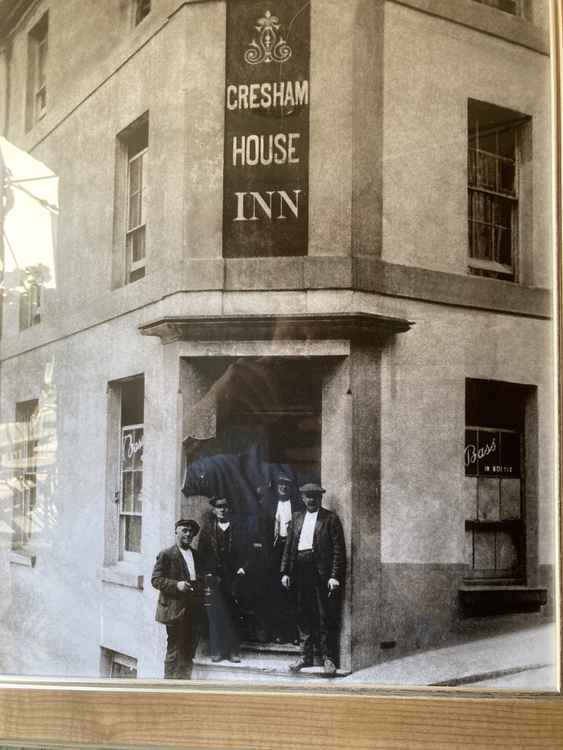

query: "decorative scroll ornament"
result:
(244, 10), (292, 65)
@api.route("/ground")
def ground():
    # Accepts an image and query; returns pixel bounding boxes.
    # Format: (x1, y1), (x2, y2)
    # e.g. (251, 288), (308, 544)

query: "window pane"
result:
(477, 477), (500, 520)
(498, 159), (515, 194)
(498, 127), (515, 158)
(476, 150), (497, 191)
(500, 432), (520, 477)
(125, 515), (142, 553)
(475, 221), (492, 260)
(494, 196), (512, 228)
(500, 478), (521, 519)
(111, 660), (137, 678)
(129, 156), (142, 194)
(122, 426), (143, 471)
(494, 225), (512, 266)
(477, 430), (500, 474)
(128, 192), (141, 229)
(122, 472), (135, 513)
(130, 226), (146, 263)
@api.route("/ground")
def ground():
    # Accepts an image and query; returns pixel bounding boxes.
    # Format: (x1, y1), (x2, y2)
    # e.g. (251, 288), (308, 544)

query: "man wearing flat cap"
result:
(198, 496), (247, 663)
(281, 483), (346, 676)
(151, 518), (203, 679)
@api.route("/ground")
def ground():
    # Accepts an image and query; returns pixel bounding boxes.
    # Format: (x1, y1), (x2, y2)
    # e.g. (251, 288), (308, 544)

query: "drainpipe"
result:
(0, 38), (12, 137)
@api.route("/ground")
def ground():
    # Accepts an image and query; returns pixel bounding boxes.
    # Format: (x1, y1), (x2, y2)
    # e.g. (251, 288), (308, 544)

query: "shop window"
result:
(114, 114), (149, 287)
(100, 648), (138, 678)
(26, 12), (48, 131)
(471, 0), (523, 14)
(464, 379), (527, 583)
(12, 400), (39, 551)
(468, 99), (529, 282)
(133, 0), (151, 26)
(118, 378), (144, 558)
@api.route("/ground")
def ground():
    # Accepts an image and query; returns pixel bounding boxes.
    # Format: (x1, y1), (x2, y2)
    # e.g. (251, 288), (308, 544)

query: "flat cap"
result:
(175, 518), (200, 534)
(276, 474), (293, 483)
(299, 482), (326, 495)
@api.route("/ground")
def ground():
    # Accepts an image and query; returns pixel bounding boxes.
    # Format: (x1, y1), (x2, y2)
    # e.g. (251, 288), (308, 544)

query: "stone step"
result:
(192, 652), (348, 682)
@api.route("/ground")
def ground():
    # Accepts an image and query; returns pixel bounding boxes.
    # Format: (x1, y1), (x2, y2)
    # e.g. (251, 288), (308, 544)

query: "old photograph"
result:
(0, 0), (558, 689)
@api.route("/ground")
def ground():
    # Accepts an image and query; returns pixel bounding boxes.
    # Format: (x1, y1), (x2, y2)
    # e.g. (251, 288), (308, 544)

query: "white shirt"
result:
(298, 510), (318, 551)
(218, 521), (230, 532)
(179, 546), (196, 581)
(275, 500), (292, 539)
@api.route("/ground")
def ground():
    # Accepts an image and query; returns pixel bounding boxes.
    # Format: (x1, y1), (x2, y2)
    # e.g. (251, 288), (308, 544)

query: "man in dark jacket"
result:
(151, 518), (203, 679)
(198, 496), (247, 662)
(281, 483), (346, 676)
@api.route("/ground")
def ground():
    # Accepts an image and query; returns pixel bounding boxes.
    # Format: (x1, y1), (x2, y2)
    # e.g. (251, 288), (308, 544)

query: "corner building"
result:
(0, 0), (555, 678)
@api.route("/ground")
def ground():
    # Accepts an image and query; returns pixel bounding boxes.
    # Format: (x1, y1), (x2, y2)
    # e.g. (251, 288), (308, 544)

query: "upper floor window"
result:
(114, 114), (149, 286)
(26, 12), (49, 130)
(12, 399), (39, 551)
(134, 0), (151, 26)
(468, 99), (529, 282)
(471, 0), (523, 15)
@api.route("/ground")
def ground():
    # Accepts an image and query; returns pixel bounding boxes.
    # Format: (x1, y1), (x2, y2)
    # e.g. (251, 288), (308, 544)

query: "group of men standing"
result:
(151, 476), (346, 679)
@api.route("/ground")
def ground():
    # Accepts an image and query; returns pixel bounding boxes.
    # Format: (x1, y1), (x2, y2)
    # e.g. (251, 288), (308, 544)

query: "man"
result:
(151, 519), (203, 679)
(281, 483), (345, 677)
(268, 473), (299, 644)
(198, 496), (247, 663)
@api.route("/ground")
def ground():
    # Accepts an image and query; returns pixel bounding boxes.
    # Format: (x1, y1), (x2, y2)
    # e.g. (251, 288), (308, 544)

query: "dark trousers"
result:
(269, 539), (298, 642)
(164, 612), (199, 679)
(295, 550), (339, 664)
(207, 584), (240, 658)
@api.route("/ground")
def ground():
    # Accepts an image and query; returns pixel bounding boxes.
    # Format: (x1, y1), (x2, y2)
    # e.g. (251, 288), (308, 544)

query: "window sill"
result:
(9, 550), (36, 567)
(459, 585), (547, 615)
(99, 563), (144, 590)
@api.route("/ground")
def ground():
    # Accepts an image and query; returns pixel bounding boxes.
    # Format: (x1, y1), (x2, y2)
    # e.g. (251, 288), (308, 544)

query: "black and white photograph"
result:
(0, 0), (558, 692)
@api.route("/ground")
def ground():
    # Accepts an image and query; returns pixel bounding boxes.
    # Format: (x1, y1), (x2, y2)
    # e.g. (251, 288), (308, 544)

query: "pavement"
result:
(193, 620), (558, 690)
(343, 621), (558, 689)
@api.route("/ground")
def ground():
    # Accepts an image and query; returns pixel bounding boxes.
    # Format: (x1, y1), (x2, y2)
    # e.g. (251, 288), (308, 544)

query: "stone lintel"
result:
(138, 312), (414, 344)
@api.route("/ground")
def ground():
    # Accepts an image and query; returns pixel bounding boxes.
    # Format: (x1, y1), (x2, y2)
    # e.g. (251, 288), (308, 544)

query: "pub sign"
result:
(223, 0), (310, 257)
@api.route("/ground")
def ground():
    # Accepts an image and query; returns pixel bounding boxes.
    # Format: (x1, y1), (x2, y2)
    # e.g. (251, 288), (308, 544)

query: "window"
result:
(464, 380), (529, 583)
(100, 648), (138, 678)
(117, 377), (144, 559)
(19, 269), (42, 330)
(468, 99), (529, 281)
(471, 0), (522, 14)
(133, 0), (151, 26)
(26, 12), (48, 130)
(12, 400), (39, 550)
(115, 114), (149, 285)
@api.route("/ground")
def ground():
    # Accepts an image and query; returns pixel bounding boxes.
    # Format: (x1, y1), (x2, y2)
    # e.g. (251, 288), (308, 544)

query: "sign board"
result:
(223, 0), (310, 257)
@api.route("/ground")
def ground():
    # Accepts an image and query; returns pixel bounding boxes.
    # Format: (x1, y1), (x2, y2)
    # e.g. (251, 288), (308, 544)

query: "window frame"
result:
(467, 103), (530, 282)
(126, 145), (148, 284)
(113, 113), (149, 288)
(11, 400), (39, 552)
(26, 12), (49, 130)
(100, 648), (138, 679)
(118, 420), (144, 561)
